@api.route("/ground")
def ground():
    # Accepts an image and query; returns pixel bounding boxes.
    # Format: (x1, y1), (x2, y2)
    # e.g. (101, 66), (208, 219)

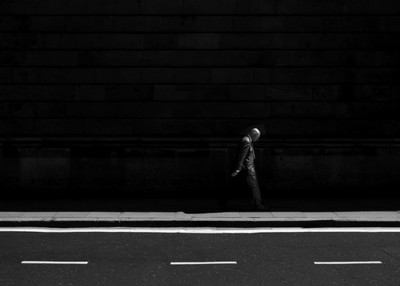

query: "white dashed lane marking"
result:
(314, 261), (382, 265)
(170, 261), (237, 265)
(21, 261), (88, 265)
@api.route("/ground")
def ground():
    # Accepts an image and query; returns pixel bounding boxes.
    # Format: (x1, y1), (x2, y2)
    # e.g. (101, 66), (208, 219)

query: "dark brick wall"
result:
(0, 0), (399, 198)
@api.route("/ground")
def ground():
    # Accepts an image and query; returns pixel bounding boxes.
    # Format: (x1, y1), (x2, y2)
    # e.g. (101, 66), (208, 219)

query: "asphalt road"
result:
(1, 229), (400, 285)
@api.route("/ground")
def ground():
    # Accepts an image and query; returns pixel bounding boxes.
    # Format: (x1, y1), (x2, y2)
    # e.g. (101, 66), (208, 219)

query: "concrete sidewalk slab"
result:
(54, 212), (90, 218)
(194, 212), (242, 218)
(271, 212), (307, 218)
(87, 212), (121, 218)
(21, 212), (58, 218)
(239, 212), (274, 218)
(119, 212), (178, 218)
(1, 211), (400, 226)
(0, 212), (24, 218)
(334, 211), (400, 221)
(303, 212), (340, 219)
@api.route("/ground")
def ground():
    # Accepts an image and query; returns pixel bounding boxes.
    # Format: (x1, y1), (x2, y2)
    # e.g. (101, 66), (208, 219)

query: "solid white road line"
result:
(2, 227), (400, 233)
(314, 261), (382, 265)
(21, 261), (88, 265)
(171, 261), (237, 265)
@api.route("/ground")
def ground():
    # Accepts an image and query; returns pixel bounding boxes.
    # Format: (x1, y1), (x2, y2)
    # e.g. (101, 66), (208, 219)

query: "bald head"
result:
(249, 128), (261, 142)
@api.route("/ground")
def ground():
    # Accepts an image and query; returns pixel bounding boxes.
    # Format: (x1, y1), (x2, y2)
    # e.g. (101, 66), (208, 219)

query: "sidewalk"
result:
(1, 210), (400, 223)
(1, 198), (400, 227)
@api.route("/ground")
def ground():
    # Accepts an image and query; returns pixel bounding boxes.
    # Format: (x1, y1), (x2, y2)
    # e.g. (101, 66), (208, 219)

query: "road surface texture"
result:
(1, 228), (400, 285)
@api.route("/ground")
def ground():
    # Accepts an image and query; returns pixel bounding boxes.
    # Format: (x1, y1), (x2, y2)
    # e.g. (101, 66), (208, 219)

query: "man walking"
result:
(230, 128), (267, 210)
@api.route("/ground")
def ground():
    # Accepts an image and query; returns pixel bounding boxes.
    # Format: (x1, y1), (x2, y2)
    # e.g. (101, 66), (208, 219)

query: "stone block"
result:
(354, 85), (394, 101)
(26, 51), (78, 66)
(89, 50), (144, 66)
(270, 102), (338, 118)
(312, 85), (341, 101)
(175, 68), (210, 84)
(105, 85), (154, 101)
(265, 119), (314, 136)
(30, 15), (67, 31)
(144, 34), (177, 49)
(5, 68), (37, 84)
(0, 119), (35, 135)
(0, 85), (75, 101)
(116, 102), (173, 118)
(141, 0), (183, 14)
(220, 34), (350, 50)
(43, 85), (75, 100)
(178, 34), (220, 49)
(128, 119), (216, 135)
(255, 68), (344, 84)
(357, 68), (399, 84)
(75, 85), (106, 100)
(174, 16), (232, 32)
(0, 102), (35, 118)
(67, 102), (119, 118)
(230, 16), (390, 33)
(128, 102), (268, 118)
(212, 119), (263, 135)
(84, 119), (133, 135)
(0, 16), (21, 31)
(347, 102), (395, 119)
(228, 85), (265, 101)
(153, 85), (228, 101)
(35, 102), (68, 118)
(265, 85), (313, 101)
(182, 0), (222, 14)
(311, 120), (339, 136)
(59, 34), (144, 49)
(114, 16), (157, 32)
(35, 119), (85, 135)
(346, 0), (400, 14)
(0, 51), (28, 66)
(211, 68), (253, 84)
(348, 34), (400, 50)
(142, 68), (175, 84)
(94, 68), (141, 84)
(356, 50), (400, 67)
(0, 0), (141, 14)
(333, 119), (382, 136)
(0, 33), (39, 49)
(37, 68), (94, 84)
(97, 0), (142, 14)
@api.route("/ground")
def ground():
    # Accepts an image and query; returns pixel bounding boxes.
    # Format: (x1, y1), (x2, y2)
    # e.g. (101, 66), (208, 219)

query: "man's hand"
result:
(231, 170), (240, 177)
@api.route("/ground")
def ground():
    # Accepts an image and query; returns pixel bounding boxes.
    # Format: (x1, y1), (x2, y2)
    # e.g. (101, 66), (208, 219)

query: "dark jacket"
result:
(234, 135), (256, 175)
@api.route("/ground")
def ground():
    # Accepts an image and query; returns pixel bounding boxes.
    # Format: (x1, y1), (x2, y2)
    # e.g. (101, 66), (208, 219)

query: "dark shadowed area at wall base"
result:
(0, 197), (400, 213)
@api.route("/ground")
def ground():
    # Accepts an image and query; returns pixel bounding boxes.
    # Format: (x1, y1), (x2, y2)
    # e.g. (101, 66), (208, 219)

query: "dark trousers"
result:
(219, 169), (263, 207)
(245, 171), (263, 205)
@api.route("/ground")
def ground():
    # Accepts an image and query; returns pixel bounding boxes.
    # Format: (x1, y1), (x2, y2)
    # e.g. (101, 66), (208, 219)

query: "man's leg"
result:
(246, 174), (262, 204)
(246, 172), (267, 210)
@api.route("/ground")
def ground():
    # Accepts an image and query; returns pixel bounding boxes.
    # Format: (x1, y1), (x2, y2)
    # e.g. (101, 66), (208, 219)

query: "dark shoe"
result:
(255, 203), (270, 211)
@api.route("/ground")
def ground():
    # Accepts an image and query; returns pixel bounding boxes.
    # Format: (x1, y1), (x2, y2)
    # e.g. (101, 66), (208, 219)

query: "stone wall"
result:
(0, 0), (399, 198)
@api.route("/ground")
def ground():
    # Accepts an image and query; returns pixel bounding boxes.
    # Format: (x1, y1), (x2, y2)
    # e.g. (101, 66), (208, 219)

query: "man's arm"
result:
(231, 138), (250, 177)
